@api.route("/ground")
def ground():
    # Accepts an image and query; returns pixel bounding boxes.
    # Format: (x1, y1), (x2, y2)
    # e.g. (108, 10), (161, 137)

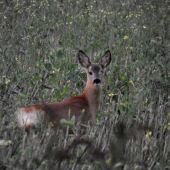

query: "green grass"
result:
(0, 0), (170, 169)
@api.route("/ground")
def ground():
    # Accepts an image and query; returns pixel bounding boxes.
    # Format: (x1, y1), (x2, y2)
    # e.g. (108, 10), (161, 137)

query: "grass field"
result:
(0, 0), (170, 169)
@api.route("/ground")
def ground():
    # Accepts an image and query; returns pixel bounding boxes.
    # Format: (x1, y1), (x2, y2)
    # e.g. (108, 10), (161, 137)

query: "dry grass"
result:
(0, 0), (170, 169)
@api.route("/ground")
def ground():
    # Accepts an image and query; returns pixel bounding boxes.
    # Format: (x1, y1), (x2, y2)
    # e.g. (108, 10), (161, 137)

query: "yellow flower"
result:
(50, 122), (54, 127)
(165, 123), (170, 130)
(143, 26), (146, 29)
(108, 93), (114, 97)
(128, 81), (134, 87)
(146, 131), (152, 138)
(123, 36), (129, 40)
(130, 47), (133, 51)
(148, 131), (152, 136)
(69, 160), (74, 163)
(107, 158), (112, 163)
(42, 160), (48, 165)
(6, 140), (12, 146)
(5, 79), (11, 84)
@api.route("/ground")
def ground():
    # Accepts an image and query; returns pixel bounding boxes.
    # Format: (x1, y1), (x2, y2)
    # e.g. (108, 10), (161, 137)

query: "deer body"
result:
(15, 50), (111, 132)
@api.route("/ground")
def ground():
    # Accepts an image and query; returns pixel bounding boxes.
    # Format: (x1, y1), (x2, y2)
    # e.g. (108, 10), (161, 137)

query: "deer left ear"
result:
(77, 50), (91, 68)
(99, 50), (111, 68)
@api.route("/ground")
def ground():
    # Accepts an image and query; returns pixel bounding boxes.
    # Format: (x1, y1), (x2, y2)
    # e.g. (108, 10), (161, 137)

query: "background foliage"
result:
(0, 0), (170, 169)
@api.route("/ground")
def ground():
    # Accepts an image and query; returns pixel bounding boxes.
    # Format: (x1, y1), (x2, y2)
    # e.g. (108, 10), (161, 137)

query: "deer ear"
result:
(99, 50), (111, 68)
(78, 50), (91, 68)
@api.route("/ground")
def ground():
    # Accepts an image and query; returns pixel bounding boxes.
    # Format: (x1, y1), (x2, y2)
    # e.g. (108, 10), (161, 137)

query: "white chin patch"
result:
(94, 82), (101, 86)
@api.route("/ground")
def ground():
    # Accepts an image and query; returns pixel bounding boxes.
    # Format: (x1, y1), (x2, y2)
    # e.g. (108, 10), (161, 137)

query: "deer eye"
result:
(89, 71), (92, 75)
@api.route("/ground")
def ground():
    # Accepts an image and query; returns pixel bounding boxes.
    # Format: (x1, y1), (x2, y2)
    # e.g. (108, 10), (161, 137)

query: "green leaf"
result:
(45, 63), (52, 71)
(60, 116), (75, 127)
(21, 94), (27, 98)
(60, 86), (69, 95)
(57, 50), (63, 58)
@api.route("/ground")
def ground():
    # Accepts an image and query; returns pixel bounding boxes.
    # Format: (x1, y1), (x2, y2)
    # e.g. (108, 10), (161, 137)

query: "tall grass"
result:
(0, 0), (170, 169)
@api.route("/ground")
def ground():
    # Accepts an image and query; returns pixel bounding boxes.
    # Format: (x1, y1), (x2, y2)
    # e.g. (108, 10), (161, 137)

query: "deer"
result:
(15, 50), (111, 134)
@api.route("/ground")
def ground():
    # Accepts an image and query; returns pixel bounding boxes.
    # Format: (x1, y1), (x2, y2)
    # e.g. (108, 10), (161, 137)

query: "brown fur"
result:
(15, 50), (111, 132)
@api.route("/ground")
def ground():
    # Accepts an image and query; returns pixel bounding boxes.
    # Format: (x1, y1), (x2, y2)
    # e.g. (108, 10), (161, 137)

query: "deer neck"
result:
(83, 79), (102, 118)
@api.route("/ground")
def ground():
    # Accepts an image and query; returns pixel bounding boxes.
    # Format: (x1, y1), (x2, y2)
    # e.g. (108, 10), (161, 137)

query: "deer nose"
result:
(93, 79), (101, 84)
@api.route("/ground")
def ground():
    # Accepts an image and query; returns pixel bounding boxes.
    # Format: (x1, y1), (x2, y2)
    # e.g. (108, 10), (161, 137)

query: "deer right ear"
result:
(78, 50), (91, 68)
(99, 50), (111, 68)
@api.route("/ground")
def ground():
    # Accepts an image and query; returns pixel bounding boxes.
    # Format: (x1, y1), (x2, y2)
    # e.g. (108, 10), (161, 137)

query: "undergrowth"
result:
(0, 0), (170, 169)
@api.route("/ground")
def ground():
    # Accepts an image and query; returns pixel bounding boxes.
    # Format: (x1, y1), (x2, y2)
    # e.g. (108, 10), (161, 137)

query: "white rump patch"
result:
(15, 108), (45, 128)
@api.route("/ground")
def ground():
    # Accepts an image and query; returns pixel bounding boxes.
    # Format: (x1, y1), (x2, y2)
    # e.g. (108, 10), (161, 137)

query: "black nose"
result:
(93, 79), (101, 84)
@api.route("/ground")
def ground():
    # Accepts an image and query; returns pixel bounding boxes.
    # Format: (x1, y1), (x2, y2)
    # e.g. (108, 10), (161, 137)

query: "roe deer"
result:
(15, 50), (111, 133)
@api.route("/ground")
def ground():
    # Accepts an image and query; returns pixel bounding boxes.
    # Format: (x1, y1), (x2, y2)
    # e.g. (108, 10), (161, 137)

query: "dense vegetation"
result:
(0, 0), (170, 169)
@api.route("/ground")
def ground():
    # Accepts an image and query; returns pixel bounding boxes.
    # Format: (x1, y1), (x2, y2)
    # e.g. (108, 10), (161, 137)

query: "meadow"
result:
(0, 0), (170, 169)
